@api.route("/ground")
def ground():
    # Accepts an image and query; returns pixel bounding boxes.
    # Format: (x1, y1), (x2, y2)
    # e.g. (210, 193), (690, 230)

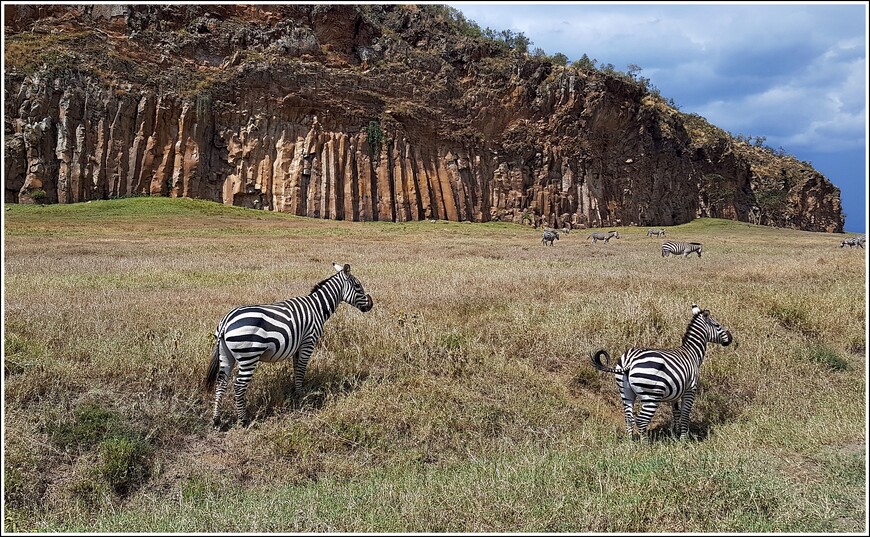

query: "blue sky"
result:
(449, 2), (868, 233)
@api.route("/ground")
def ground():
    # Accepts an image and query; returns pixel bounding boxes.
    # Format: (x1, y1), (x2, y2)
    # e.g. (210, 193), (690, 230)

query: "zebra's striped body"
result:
(588, 231), (620, 243)
(662, 240), (702, 257)
(590, 305), (733, 441)
(204, 263), (373, 427)
(840, 237), (865, 249)
(647, 228), (666, 237)
(542, 230), (560, 246)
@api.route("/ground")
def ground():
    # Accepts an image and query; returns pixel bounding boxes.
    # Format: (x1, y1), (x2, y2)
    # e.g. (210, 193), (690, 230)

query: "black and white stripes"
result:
(590, 304), (733, 441)
(204, 263), (373, 427)
(661, 240), (702, 258)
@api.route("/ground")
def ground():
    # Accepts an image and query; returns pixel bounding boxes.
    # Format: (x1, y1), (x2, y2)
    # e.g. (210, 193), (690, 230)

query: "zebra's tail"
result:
(590, 349), (623, 374)
(204, 337), (220, 393)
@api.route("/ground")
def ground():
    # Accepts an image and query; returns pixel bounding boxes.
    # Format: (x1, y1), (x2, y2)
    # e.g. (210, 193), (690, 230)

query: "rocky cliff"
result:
(3, 4), (844, 232)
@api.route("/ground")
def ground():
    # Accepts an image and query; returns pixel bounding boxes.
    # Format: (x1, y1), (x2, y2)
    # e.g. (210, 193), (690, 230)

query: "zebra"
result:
(840, 237), (865, 249)
(590, 304), (733, 441)
(647, 228), (666, 237)
(561, 226), (571, 235)
(204, 263), (373, 427)
(588, 231), (620, 243)
(662, 240), (702, 257)
(542, 229), (560, 246)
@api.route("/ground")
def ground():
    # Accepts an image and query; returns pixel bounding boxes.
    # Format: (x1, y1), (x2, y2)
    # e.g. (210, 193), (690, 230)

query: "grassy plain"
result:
(3, 197), (867, 532)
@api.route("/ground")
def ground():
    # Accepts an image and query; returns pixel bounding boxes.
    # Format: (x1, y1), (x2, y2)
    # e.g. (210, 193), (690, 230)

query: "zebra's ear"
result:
(692, 304), (701, 316)
(343, 263), (351, 273)
(333, 263), (343, 273)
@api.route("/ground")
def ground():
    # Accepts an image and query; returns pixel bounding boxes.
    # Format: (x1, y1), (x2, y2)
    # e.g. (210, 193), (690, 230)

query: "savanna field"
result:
(2, 197), (866, 533)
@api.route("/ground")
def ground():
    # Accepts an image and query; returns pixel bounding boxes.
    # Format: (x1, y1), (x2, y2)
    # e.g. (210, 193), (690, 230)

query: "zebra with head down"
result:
(662, 241), (702, 258)
(647, 228), (666, 237)
(588, 231), (620, 243)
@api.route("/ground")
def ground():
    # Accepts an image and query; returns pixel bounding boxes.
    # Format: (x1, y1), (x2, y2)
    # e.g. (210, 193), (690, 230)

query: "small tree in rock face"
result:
(366, 120), (383, 160)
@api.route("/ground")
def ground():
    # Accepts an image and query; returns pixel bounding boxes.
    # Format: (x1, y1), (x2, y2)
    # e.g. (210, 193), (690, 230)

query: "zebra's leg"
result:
(677, 390), (697, 441)
(635, 400), (661, 442)
(671, 401), (681, 437)
(293, 341), (316, 399)
(233, 356), (260, 427)
(616, 373), (636, 440)
(212, 345), (236, 428)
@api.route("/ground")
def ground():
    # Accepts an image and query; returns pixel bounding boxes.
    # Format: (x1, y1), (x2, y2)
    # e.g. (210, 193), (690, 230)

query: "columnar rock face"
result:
(3, 4), (844, 232)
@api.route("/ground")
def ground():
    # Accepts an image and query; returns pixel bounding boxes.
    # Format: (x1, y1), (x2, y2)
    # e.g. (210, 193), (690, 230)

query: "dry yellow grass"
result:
(3, 198), (866, 532)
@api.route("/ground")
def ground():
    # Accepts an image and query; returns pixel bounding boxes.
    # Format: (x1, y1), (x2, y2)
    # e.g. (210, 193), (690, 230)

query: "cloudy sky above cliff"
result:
(449, 1), (868, 232)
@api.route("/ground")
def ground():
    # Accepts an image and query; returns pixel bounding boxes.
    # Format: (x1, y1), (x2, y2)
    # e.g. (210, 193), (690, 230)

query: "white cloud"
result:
(450, 2), (867, 154)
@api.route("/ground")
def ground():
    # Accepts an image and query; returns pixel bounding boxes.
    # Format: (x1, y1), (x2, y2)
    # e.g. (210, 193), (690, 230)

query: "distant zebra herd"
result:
(540, 226), (705, 261)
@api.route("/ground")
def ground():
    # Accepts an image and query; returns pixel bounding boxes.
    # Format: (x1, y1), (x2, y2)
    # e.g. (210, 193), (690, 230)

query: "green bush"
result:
(50, 403), (122, 450)
(96, 435), (152, 496)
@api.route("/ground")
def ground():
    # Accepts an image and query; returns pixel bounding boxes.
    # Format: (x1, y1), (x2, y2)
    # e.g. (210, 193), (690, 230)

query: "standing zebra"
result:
(204, 263), (374, 427)
(661, 240), (702, 257)
(542, 229), (560, 246)
(588, 231), (620, 243)
(590, 304), (733, 441)
(647, 228), (666, 237)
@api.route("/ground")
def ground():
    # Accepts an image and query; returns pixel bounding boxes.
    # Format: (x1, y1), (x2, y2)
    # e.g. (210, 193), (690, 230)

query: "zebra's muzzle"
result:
(359, 294), (374, 312)
(722, 330), (733, 346)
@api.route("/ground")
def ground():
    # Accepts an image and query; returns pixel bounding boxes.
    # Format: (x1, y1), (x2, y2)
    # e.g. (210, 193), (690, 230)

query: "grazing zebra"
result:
(840, 237), (865, 249)
(590, 304), (733, 441)
(561, 226), (571, 235)
(647, 228), (666, 237)
(588, 231), (620, 243)
(661, 240), (702, 257)
(542, 229), (560, 246)
(204, 263), (374, 427)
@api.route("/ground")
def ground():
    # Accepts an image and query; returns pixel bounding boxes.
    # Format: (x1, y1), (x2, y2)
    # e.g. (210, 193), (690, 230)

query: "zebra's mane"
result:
(681, 310), (709, 346)
(310, 273), (341, 295)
